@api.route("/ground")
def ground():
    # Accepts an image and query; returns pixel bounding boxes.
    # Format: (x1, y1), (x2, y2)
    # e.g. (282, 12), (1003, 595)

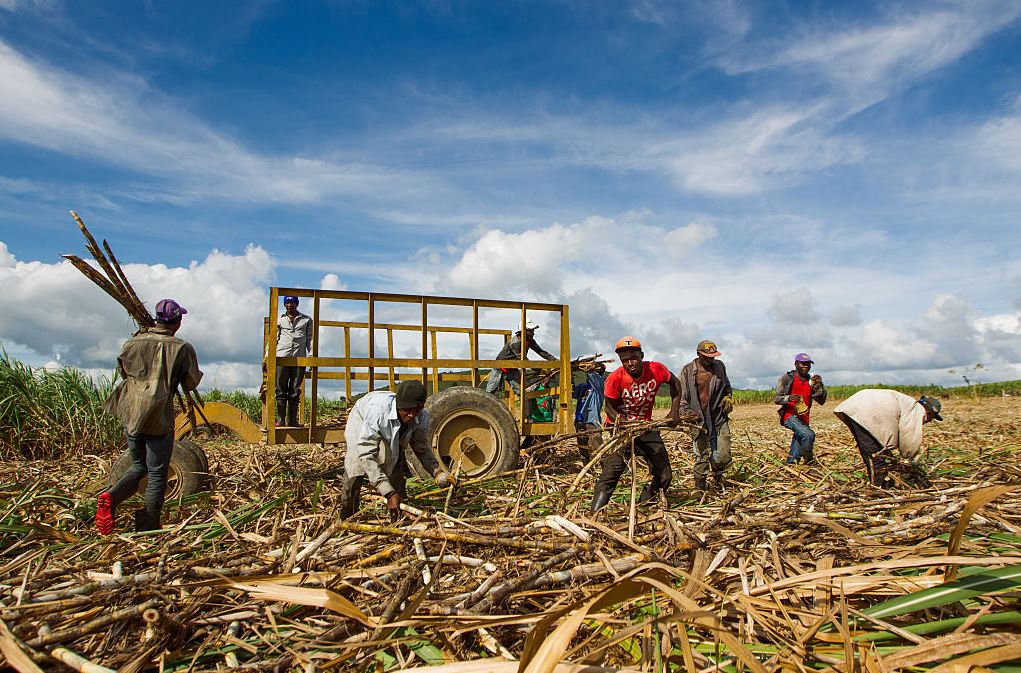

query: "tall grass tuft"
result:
(0, 352), (123, 460)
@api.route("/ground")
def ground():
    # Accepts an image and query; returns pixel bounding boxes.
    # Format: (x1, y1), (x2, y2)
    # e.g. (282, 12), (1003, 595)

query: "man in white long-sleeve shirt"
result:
(341, 380), (453, 519)
(833, 389), (942, 487)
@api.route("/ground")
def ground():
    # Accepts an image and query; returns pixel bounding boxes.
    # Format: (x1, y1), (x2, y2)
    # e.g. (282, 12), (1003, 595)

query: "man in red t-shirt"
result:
(591, 336), (683, 512)
(773, 353), (827, 464)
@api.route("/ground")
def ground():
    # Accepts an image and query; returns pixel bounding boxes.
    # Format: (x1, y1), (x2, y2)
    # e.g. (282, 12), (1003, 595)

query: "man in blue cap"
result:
(274, 295), (313, 427)
(98, 299), (203, 534)
(773, 353), (827, 464)
(834, 389), (942, 487)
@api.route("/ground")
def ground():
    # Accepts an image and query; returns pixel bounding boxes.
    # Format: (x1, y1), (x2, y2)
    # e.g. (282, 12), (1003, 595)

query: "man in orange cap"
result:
(590, 336), (682, 512)
(677, 339), (734, 491)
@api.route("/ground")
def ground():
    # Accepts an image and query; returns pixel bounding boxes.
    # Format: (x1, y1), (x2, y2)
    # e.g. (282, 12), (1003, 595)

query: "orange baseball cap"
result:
(615, 336), (642, 352)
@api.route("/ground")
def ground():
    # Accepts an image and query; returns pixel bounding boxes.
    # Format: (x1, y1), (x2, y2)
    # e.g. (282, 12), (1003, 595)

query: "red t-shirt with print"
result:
(603, 361), (673, 422)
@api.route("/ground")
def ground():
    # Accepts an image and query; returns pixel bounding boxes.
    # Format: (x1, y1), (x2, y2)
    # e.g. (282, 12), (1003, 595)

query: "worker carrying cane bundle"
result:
(96, 299), (203, 534)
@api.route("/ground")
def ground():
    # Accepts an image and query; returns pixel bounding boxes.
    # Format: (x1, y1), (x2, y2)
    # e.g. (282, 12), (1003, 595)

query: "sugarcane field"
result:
(1, 211), (1021, 673)
(4, 7), (1021, 672)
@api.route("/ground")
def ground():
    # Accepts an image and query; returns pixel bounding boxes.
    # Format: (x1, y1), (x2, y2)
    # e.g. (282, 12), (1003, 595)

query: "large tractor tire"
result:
(108, 438), (208, 501)
(407, 386), (520, 479)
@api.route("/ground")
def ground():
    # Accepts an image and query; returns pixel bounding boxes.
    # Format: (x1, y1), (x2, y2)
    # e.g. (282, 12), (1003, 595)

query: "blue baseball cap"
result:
(919, 395), (943, 421)
(283, 296), (299, 304)
(154, 298), (187, 322)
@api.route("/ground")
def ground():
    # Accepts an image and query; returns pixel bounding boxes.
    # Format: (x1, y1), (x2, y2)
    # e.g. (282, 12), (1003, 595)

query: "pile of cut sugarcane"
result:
(2, 396), (1021, 672)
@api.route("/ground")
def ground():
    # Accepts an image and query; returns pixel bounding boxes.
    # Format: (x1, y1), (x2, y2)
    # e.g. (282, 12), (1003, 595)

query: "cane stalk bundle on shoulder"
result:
(62, 210), (155, 331)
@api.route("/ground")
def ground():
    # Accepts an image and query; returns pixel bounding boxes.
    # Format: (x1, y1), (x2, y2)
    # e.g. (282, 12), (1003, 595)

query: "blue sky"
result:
(1, 0), (1020, 391)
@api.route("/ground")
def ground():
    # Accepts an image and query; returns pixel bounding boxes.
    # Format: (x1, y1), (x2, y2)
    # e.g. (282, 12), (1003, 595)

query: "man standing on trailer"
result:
(274, 295), (313, 427)
(590, 337), (683, 512)
(833, 390), (942, 487)
(97, 299), (203, 534)
(341, 380), (454, 519)
(774, 353), (827, 464)
(677, 340), (734, 491)
(483, 321), (557, 396)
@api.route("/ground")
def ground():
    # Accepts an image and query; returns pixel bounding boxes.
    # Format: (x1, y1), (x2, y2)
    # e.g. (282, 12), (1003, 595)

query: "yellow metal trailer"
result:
(219, 288), (571, 478)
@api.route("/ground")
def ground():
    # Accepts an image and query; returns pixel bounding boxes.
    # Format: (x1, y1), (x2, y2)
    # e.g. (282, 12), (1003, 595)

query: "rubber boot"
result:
(590, 487), (612, 513)
(712, 471), (726, 493)
(694, 476), (707, 491)
(637, 483), (658, 504)
(802, 451), (816, 466)
(95, 492), (115, 536)
(276, 402), (287, 427)
(340, 476), (362, 519)
(287, 400), (301, 427)
(133, 509), (160, 532)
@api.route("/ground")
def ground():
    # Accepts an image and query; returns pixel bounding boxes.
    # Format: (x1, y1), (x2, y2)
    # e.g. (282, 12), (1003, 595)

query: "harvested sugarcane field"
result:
(4, 4), (1021, 673)
(3, 390), (1021, 673)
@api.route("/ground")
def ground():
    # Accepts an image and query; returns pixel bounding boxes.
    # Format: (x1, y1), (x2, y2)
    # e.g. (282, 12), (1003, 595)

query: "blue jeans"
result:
(783, 416), (816, 464)
(107, 432), (174, 515)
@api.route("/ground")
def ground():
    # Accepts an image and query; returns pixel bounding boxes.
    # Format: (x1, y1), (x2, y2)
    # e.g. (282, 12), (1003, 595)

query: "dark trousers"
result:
(340, 455), (409, 518)
(275, 366), (305, 403)
(107, 432), (174, 516)
(594, 430), (672, 496)
(835, 412), (891, 486)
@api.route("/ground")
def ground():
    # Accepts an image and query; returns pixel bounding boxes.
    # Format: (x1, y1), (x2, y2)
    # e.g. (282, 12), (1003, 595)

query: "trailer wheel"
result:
(407, 386), (520, 479)
(108, 438), (208, 501)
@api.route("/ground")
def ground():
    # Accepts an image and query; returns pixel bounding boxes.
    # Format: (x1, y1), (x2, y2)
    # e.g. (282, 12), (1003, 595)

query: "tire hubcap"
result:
(434, 409), (501, 476)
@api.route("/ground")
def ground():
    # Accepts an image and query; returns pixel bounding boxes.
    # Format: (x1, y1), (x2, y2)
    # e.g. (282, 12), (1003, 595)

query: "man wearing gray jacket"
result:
(833, 389), (942, 487)
(676, 339), (734, 491)
(341, 380), (453, 519)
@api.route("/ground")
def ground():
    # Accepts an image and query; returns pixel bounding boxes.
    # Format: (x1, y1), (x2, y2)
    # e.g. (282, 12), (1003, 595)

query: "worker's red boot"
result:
(95, 492), (115, 536)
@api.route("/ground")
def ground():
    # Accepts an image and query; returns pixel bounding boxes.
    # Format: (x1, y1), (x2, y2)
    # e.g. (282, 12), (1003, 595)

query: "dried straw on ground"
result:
(1, 397), (1020, 672)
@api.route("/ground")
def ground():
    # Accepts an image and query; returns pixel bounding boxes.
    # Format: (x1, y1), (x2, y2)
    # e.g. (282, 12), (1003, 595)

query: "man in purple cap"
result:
(773, 354), (827, 465)
(97, 299), (203, 534)
(274, 296), (313, 427)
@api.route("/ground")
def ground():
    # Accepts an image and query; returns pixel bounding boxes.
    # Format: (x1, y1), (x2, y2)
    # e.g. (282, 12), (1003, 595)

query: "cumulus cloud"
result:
(442, 215), (717, 298)
(0, 242), (274, 371)
(320, 273), (347, 291)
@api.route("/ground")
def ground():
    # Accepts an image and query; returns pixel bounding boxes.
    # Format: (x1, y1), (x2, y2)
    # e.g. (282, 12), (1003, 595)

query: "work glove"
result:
(788, 394), (803, 404)
(722, 396), (734, 415)
(435, 470), (457, 488)
(386, 492), (403, 520)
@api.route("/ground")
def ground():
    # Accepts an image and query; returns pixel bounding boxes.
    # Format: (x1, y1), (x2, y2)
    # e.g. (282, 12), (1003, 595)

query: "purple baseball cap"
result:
(155, 298), (188, 322)
(794, 353), (813, 363)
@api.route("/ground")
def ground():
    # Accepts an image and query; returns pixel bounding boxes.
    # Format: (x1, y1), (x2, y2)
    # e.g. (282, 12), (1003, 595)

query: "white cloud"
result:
(320, 273), (347, 291)
(663, 106), (866, 195)
(768, 287), (821, 324)
(0, 242), (274, 369)
(441, 214), (717, 298)
(721, 3), (1021, 107)
(0, 40), (428, 205)
(831, 304), (863, 327)
(0, 241), (15, 268)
